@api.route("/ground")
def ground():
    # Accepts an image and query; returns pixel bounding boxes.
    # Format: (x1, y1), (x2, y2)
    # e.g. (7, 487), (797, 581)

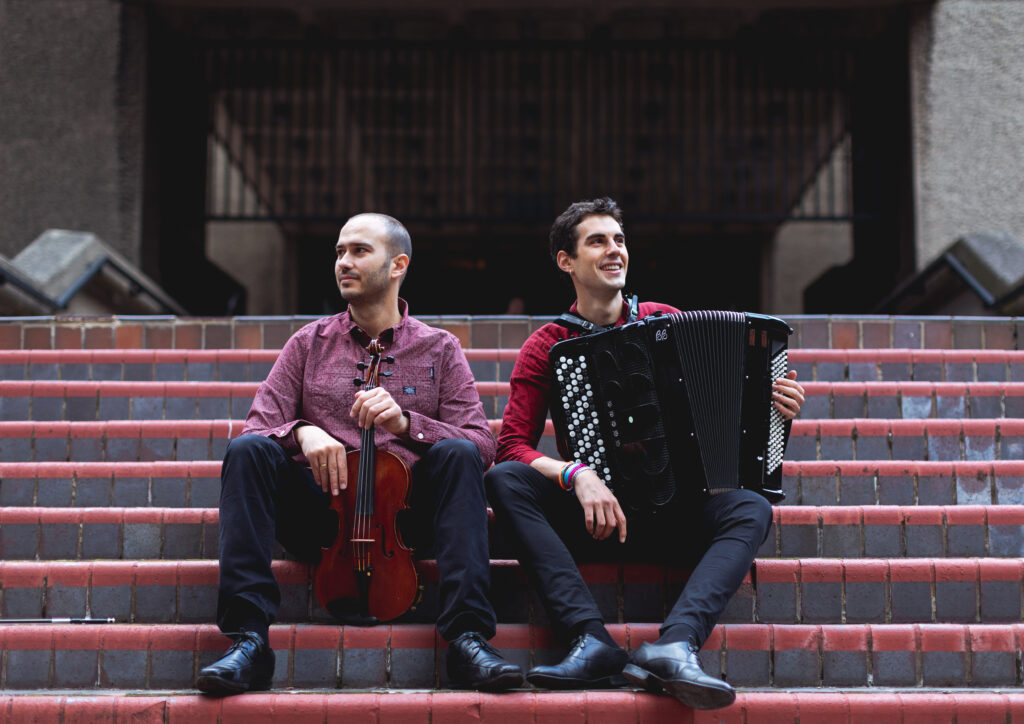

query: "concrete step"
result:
(4, 460), (1023, 509)
(1, 622), (1021, 691)
(4, 348), (1024, 384)
(3, 690), (1024, 724)
(2, 558), (1020, 627)
(3, 504), (1023, 562)
(1, 418), (1021, 463)
(8, 379), (1024, 421)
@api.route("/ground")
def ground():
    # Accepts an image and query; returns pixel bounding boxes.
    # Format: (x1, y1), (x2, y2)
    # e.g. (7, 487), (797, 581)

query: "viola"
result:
(314, 339), (420, 625)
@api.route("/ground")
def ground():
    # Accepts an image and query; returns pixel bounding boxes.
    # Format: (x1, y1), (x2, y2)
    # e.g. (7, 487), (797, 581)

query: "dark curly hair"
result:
(548, 198), (624, 279)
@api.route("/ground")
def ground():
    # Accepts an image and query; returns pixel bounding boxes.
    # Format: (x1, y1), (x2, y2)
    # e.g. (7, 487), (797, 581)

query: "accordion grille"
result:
(672, 310), (746, 494)
(766, 348), (789, 475)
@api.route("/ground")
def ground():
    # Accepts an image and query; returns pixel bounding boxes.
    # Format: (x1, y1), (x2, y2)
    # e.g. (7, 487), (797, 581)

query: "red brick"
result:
(91, 561), (136, 587)
(83, 326), (113, 349)
(534, 691), (588, 724)
(889, 560), (932, 583)
(794, 692), (850, 724)
(969, 625), (1018, 652)
(144, 325), (174, 349)
(844, 559), (888, 583)
(933, 559), (978, 582)
(53, 624), (102, 650)
(478, 694), (535, 724)
(235, 324), (262, 349)
(203, 323), (233, 349)
(262, 323), (293, 349)
(325, 693), (379, 724)
(174, 324), (203, 350)
(979, 559), (1023, 582)
(24, 326), (52, 349)
(754, 559), (799, 583)
(919, 624), (965, 651)
(953, 693), (1009, 723)
(801, 560), (843, 583)
(847, 692), (903, 723)
(822, 626), (868, 651)
(0, 324), (23, 349)
(390, 624), (436, 649)
(54, 326), (83, 349)
(831, 321), (859, 349)
(167, 695), (223, 724)
(343, 625), (387, 649)
(869, 624), (917, 651)
(114, 324), (143, 350)
(724, 624), (770, 650)
(379, 692), (433, 724)
(924, 320), (953, 349)
(946, 505), (987, 524)
(113, 698), (168, 722)
(738, 691), (799, 723)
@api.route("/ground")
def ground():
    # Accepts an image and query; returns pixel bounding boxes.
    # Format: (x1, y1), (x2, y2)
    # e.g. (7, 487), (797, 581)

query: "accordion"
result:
(549, 310), (791, 512)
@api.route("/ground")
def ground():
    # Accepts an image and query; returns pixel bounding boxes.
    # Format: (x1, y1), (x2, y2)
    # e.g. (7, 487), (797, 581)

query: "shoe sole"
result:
(450, 669), (524, 692)
(526, 671), (628, 690)
(195, 673), (273, 697)
(622, 663), (736, 710)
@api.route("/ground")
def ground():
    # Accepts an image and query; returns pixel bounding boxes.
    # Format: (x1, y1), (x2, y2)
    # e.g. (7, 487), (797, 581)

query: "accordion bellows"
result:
(549, 310), (791, 512)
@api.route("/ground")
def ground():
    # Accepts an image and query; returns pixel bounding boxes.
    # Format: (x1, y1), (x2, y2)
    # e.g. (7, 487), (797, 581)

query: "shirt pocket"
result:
(386, 364), (439, 418)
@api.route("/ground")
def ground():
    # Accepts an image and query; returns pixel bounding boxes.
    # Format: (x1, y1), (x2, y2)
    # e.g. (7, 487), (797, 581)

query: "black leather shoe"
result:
(622, 640), (735, 710)
(527, 634), (629, 689)
(446, 632), (524, 691)
(196, 631), (275, 696)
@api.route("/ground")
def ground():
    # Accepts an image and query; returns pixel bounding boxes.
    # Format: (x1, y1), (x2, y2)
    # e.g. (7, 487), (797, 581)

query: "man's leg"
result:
(198, 434), (331, 696)
(409, 438), (522, 691)
(624, 489), (773, 710)
(485, 461), (628, 688)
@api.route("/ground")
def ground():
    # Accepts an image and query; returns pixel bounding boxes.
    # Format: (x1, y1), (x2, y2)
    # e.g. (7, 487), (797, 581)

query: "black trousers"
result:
(485, 461), (773, 647)
(217, 434), (497, 640)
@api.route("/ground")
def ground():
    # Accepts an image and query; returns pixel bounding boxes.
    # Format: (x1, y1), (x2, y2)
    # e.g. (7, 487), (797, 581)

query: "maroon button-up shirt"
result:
(243, 299), (495, 471)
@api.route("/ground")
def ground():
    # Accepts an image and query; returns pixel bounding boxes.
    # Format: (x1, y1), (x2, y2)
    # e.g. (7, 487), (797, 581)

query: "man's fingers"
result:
(336, 449), (348, 491)
(614, 502), (628, 543)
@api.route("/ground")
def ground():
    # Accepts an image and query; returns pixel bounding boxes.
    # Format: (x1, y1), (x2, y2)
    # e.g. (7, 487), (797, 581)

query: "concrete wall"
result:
(0, 0), (145, 263)
(909, 0), (1024, 267)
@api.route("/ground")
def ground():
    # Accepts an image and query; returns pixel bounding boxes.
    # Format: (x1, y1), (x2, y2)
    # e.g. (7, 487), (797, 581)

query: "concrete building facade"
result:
(0, 0), (1020, 315)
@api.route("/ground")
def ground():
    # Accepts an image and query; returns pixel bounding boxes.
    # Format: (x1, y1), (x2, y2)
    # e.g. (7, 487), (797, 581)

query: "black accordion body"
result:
(549, 310), (791, 513)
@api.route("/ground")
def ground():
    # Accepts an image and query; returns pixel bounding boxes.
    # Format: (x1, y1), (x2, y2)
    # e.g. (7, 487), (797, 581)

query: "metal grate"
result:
(205, 42), (864, 225)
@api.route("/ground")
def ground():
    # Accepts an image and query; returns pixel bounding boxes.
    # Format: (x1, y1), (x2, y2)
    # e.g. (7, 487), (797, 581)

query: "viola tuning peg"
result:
(381, 371), (393, 377)
(356, 362), (368, 371)
(353, 377), (365, 386)
(384, 356), (395, 364)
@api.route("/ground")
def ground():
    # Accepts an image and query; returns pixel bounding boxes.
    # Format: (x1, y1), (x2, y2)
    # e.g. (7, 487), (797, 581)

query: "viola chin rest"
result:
(325, 597), (380, 627)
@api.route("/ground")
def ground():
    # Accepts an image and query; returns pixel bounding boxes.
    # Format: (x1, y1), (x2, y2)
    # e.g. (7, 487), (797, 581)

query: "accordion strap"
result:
(555, 294), (640, 335)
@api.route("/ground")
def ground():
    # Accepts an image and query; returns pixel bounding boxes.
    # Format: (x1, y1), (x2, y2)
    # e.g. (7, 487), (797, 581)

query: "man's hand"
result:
(295, 425), (348, 496)
(350, 387), (410, 436)
(573, 468), (628, 543)
(773, 370), (805, 420)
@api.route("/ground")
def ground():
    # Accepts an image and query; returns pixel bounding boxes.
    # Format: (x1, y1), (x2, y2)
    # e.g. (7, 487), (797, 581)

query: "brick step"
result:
(0, 379), (513, 421)
(2, 622), (1022, 690)
(2, 558), (1021, 627)
(4, 690), (1024, 724)
(3, 504), (1023, 561)
(1, 418), (1020, 463)
(5, 347), (1024, 383)
(8, 379), (1024, 422)
(4, 460), (1023, 508)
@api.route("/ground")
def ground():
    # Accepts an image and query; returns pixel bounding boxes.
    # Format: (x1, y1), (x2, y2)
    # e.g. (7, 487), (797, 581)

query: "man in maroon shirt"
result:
(196, 213), (523, 695)
(486, 198), (804, 710)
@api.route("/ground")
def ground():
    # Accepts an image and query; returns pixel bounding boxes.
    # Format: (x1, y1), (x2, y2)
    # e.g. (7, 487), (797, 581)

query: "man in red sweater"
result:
(486, 198), (804, 710)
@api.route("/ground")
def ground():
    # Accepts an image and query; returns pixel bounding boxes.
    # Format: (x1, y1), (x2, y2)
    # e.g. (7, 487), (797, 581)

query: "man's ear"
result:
(556, 250), (575, 276)
(391, 254), (410, 280)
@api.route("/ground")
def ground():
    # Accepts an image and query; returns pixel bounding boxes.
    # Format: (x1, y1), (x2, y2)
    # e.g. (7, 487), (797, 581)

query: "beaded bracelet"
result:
(559, 461), (589, 492)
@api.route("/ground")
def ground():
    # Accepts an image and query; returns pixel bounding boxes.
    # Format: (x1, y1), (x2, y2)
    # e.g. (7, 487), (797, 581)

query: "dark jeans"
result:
(218, 434), (497, 640)
(485, 461), (773, 647)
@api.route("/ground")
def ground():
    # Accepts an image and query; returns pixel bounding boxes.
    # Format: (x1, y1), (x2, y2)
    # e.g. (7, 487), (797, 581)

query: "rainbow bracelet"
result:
(559, 461), (589, 492)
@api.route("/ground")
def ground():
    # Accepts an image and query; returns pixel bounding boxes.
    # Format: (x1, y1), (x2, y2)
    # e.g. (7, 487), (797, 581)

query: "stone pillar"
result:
(909, 0), (1024, 267)
(0, 0), (146, 264)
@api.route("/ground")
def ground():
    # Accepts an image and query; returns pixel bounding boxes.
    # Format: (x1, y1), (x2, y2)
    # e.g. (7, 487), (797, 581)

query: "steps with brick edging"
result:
(1, 622), (1022, 690)
(4, 504), (1024, 560)
(5, 690), (1024, 724)
(4, 460), (1024, 508)
(4, 347), (1024, 382)
(3, 418), (1024, 462)
(1, 558), (1020, 627)
(9, 379), (1024, 421)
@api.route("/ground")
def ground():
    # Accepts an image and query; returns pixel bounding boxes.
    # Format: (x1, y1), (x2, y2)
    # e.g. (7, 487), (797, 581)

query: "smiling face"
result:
(334, 215), (402, 304)
(556, 214), (629, 300)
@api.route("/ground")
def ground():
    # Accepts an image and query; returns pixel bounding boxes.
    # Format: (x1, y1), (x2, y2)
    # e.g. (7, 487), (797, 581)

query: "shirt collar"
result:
(342, 297), (410, 347)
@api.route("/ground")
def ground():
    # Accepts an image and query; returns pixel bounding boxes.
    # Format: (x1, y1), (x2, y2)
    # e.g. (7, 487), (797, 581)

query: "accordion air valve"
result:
(549, 310), (791, 512)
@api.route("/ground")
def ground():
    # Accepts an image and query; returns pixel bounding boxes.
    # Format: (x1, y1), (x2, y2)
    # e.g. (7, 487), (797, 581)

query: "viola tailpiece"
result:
(313, 339), (422, 625)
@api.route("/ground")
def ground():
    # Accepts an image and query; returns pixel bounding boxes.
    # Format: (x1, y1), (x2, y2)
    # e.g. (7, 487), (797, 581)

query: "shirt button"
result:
(417, 433), (424, 440)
